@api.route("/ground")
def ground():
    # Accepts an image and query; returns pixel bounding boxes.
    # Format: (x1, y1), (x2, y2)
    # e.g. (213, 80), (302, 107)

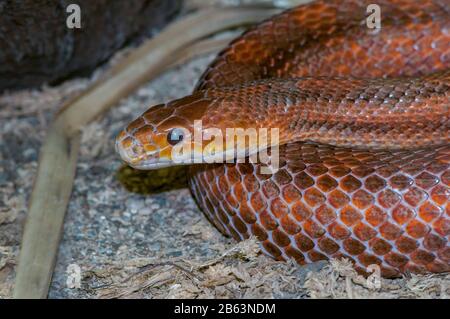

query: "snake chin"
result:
(128, 161), (174, 170)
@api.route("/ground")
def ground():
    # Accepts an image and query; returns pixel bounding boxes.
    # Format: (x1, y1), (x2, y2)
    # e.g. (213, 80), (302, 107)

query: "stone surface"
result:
(0, 0), (181, 92)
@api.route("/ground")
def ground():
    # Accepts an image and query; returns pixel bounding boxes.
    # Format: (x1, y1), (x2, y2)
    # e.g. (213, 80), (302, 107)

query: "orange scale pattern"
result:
(189, 143), (450, 277)
(120, 0), (450, 278)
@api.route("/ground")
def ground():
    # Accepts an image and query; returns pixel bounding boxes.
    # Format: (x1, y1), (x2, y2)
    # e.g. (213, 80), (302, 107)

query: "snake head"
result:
(116, 89), (279, 170)
(116, 94), (214, 169)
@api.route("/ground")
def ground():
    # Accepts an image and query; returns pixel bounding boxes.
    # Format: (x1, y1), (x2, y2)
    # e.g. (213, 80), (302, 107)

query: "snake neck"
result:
(198, 74), (449, 152)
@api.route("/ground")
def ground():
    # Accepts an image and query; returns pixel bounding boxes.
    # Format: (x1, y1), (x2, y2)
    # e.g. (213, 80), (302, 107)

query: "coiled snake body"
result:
(117, 0), (450, 277)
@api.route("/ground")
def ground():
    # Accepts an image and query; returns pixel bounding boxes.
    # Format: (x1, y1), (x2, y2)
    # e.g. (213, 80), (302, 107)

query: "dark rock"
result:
(0, 0), (181, 92)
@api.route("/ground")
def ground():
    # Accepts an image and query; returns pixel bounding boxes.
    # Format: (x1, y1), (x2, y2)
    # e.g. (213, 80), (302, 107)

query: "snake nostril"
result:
(131, 144), (143, 156)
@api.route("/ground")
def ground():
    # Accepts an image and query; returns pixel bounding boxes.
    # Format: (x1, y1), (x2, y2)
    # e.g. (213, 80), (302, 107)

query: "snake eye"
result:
(167, 128), (185, 145)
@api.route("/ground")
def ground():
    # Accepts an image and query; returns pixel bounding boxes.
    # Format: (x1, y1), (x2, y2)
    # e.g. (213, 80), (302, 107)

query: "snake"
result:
(116, 0), (450, 278)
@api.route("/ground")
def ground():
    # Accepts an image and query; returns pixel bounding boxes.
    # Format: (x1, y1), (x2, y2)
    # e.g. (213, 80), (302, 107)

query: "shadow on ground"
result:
(116, 165), (188, 194)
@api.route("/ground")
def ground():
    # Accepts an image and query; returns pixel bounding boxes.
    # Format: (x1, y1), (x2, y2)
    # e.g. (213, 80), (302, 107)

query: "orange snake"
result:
(116, 0), (450, 277)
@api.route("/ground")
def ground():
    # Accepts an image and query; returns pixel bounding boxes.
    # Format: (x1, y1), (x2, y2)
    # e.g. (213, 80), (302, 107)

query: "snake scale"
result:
(116, 0), (450, 277)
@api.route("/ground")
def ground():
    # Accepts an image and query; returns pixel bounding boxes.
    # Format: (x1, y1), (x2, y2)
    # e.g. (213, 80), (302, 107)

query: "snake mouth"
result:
(127, 160), (173, 170)
(117, 145), (172, 170)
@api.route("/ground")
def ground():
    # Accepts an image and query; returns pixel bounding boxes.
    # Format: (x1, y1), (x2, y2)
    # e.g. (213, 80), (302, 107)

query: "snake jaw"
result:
(126, 159), (174, 170)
